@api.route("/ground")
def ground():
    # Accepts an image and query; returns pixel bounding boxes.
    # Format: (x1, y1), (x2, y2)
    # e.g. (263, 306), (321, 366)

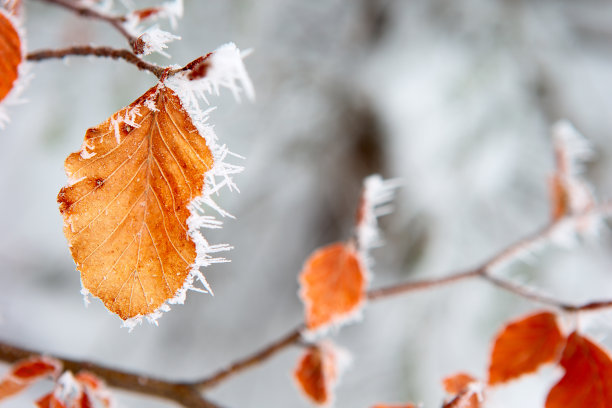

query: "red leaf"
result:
(75, 372), (112, 407)
(294, 343), (342, 405)
(0, 9), (22, 103)
(0, 357), (62, 400)
(443, 372), (477, 394)
(488, 311), (565, 385)
(299, 243), (367, 332)
(442, 372), (483, 408)
(35, 393), (68, 408)
(545, 332), (612, 408)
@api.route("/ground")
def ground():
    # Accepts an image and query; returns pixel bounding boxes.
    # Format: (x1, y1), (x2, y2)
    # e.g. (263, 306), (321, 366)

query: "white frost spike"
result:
(167, 42), (255, 104)
(137, 26), (180, 57)
(552, 120), (596, 216)
(356, 174), (400, 253)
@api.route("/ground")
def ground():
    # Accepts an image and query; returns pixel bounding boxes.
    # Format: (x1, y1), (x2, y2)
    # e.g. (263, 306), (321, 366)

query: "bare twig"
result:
(0, 342), (219, 408)
(194, 325), (303, 390)
(38, 0), (137, 49)
(26, 46), (165, 78)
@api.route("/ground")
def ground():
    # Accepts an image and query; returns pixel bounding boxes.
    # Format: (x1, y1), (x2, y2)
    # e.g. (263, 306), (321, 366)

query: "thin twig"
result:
(38, 0), (137, 49)
(26, 46), (165, 78)
(194, 325), (303, 390)
(0, 342), (219, 408)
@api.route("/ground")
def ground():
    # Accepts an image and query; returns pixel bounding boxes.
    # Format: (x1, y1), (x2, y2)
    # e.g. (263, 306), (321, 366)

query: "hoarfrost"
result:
(137, 26), (180, 57)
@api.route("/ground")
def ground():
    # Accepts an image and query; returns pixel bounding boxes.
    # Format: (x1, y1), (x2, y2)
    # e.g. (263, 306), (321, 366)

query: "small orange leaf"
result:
(442, 372), (483, 408)
(371, 404), (416, 408)
(0, 357), (62, 401)
(58, 84), (216, 320)
(0, 9), (22, 103)
(294, 342), (343, 405)
(36, 393), (68, 408)
(488, 311), (565, 385)
(299, 243), (366, 332)
(545, 332), (612, 408)
(443, 372), (477, 394)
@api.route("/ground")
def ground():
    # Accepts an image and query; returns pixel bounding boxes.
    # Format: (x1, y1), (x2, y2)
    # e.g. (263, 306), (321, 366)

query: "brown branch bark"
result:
(26, 46), (165, 78)
(38, 0), (137, 50)
(194, 325), (304, 390)
(0, 342), (219, 408)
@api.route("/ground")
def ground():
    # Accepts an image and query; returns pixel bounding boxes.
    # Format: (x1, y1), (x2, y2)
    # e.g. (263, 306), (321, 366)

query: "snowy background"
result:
(2, 0), (612, 407)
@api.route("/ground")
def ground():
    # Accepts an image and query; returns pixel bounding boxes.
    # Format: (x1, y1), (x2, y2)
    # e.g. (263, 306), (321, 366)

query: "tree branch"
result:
(38, 0), (137, 50)
(194, 325), (303, 390)
(0, 342), (219, 408)
(26, 46), (165, 78)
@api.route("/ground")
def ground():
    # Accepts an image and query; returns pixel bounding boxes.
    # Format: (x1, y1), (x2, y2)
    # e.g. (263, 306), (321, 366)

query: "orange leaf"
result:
(35, 393), (68, 408)
(443, 372), (477, 394)
(58, 84), (215, 320)
(299, 243), (366, 332)
(371, 404), (416, 408)
(0, 357), (62, 401)
(294, 343), (342, 405)
(488, 311), (565, 385)
(442, 372), (483, 408)
(0, 9), (22, 103)
(545, 332), (612, 408)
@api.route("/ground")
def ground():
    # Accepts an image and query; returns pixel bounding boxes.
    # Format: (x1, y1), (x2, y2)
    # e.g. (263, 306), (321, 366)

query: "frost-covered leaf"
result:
(58, 84), (217, 321)
(488, 311), (565, 385)
(442, 372), (484, 408)
(0, 357), (62, 401)
(299, 242), (367, 333)
(0, 8), (22, 103)
(293, 341), (349, 406)
(133, 26), (180, 57)
(546, 332), (612, 408)
(59, 43), (251, 325)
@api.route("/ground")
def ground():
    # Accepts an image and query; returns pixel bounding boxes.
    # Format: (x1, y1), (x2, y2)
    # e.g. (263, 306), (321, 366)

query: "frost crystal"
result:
(356, 174), (400, 254)
(137, 26), (180, 57)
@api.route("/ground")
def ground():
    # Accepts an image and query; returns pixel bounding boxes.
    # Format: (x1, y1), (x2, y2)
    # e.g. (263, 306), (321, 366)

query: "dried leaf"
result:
(0, 357), (62, 401)
(488, 311), (565, 385)
(299, 242), (366, 332)
(0, 9), (21, 103)
(442, 372), (483, 408)
(545, 332), (612, 408)
(58, 84), (215, 320)
(371, 404), (416, 408)
(294, 342), (344, 405)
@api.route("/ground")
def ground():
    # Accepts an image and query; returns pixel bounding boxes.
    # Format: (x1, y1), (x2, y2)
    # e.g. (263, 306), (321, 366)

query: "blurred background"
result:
(2, 0), (612, 407)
